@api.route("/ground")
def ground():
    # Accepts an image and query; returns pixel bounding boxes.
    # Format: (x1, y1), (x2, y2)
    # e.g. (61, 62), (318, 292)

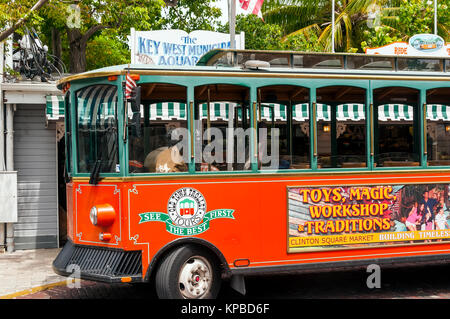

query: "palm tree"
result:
(263, 0), (403, 52)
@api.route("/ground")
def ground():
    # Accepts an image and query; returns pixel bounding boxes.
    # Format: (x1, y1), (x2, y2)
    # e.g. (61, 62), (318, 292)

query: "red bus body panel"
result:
(67, 171), (450, 279)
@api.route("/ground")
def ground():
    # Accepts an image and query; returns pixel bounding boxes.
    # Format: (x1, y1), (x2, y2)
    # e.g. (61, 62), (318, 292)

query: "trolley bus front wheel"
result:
(155, 245), (221, 299)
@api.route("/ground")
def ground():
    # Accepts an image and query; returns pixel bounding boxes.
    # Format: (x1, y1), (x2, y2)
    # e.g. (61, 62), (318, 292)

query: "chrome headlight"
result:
(89, 204), (115, 227)
(90, 206), (98, 226)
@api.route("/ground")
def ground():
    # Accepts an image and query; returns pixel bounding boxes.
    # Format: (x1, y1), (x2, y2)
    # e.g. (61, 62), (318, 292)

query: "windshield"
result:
(75, 84), (119, 173)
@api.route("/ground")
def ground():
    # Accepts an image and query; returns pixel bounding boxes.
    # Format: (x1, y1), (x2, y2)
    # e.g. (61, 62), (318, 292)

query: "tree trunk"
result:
(51, 28), (63, 72)
(67, 28), (87, 73)
(67, 25), (106, 73)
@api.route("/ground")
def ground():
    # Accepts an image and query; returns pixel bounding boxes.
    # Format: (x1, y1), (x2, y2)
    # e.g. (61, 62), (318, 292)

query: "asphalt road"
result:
(19, 262), (450, 300)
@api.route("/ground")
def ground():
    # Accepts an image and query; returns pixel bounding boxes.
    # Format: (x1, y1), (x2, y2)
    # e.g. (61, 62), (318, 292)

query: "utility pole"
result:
(434, 0), (438, 35)
(331, 0), (335, 53)
(229, 0), (236, 49)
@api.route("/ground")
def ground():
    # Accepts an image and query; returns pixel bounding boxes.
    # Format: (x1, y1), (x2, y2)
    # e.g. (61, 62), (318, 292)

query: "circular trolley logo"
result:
(138, 187), (235, 236)
(167, 188), (206, 228)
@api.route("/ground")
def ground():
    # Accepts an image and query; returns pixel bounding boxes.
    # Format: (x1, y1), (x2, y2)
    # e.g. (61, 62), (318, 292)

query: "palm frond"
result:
(263, 0), (329, 34)
(437, 23), (450, 41)
(342, 13), (353, 51)
(281, 23), (322, 41)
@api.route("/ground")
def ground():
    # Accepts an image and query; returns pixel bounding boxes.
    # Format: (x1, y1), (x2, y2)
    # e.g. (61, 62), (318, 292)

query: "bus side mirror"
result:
(129, 86), (141, 137)
(130, 86), (141, 113)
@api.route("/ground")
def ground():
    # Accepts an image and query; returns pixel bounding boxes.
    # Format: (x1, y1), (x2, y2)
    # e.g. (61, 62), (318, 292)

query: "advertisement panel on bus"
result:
(288, 184), (450, 252)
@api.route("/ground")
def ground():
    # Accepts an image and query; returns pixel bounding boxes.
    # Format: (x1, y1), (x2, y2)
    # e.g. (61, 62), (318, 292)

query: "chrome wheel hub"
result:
(178, 256), (212, 299)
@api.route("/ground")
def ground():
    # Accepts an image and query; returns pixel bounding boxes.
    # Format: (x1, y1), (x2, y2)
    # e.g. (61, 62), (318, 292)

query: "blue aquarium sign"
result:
(130, 29), (245, 66)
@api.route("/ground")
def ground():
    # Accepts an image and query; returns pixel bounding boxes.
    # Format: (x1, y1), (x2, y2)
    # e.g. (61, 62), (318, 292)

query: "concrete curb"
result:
(0, 279), (70, 299)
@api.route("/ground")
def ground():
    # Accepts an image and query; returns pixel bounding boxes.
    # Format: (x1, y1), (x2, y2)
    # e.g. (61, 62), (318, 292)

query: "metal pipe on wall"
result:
(0, 94), (5, 171)
(0, 87), (4, 250)
(5, 103), (15, 252)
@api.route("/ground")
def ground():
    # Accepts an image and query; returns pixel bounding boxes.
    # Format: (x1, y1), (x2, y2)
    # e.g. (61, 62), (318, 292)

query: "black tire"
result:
(155, 245), (221, 299)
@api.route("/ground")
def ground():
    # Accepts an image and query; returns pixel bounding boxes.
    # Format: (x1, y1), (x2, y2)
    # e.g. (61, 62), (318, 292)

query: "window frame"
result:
(115, 75), (449, 177)
(72, 80), (122, 177)
(310, 82), (371, 172)
(425, 86), (450, 167)
(127, 81), (190, 176)
(371, 82), (425, 171)
(193, 83), (252, 174)
(256, 84), (312, 171)
(314, 85), (368, 170)
(64, 90), (72, 177)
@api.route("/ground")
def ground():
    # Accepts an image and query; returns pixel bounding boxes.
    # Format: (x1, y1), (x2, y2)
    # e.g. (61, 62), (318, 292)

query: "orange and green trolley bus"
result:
(53, 49), (450, 299)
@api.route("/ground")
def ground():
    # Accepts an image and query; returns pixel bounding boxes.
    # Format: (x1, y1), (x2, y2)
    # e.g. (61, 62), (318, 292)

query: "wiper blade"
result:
(89, 160), (102, 185)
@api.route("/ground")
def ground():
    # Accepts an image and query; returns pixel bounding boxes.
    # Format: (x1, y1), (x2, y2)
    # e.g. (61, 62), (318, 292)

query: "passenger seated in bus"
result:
(144, 145), (187, 173)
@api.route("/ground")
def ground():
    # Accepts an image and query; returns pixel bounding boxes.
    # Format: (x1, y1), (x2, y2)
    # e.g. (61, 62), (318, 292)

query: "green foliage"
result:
(0, 0), (39, 29)
(360, 26), (401, 51)
(263, 0), (449, 53)
(394, 0), (449, 40)
(360, 0), (450, 51)
(225, 14), (285, 50)
(38, 0), (165, 39)
(263, 0), (329, 36)
(20, 0), (165, 72)
(283, 32), (323, 52)
(85, 32), (130, 70)
(261, 0), (377, 52)
(218, 13), (325, 52)
(161, 0), (222, 33)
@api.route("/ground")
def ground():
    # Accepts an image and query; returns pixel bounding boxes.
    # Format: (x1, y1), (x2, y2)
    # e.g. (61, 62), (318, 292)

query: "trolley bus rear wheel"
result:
(155, 245), (221, 299)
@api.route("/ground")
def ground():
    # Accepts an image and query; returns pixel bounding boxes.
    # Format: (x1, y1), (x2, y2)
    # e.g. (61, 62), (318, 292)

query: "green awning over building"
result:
(45, 95), (64, 120)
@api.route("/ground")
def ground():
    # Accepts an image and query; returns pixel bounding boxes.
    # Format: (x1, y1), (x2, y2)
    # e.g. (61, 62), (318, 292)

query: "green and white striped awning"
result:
(259, 103), (309, 122)
(47, 96), (450, 125)
(46, 95), (64, 120)
(135, 103), (365, 122)
(426, 104), (450, 121)
(378, 104), (450, 122)
(337, 104), (366, 121)
(77, 85), (118, 129)
(128, 102), (247, 121)
(378, 104), (413, 121)
(315, 104), (366, 122)
(150, 102), (187, 120)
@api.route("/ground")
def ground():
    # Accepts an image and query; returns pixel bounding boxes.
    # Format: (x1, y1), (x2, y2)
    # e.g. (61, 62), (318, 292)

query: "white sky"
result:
(216, 0), (229, 24)
(216, 0), (251, 24)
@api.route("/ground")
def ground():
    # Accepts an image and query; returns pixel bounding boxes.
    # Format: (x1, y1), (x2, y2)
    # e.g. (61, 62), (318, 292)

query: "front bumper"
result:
(53, 240), (143, 283)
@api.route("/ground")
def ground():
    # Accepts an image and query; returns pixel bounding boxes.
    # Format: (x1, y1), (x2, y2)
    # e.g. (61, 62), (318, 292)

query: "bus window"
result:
(128, 83), (188, 174)
(257, 85), (310, 169)
(397, 58), (443, 72)
(237, 52), (291, 68)
(316, 86), (366, 168)
(293, 54), (343, 69)
(426, 87), (450, 166)
(346, 56), (394, 71)
(194, 84), (250, 171)
(374, 87), (420, 167)
(76, 84), (119, 173)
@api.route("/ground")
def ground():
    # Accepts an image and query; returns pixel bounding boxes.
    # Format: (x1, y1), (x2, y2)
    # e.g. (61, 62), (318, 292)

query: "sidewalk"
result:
(0, 248), (68, 299)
